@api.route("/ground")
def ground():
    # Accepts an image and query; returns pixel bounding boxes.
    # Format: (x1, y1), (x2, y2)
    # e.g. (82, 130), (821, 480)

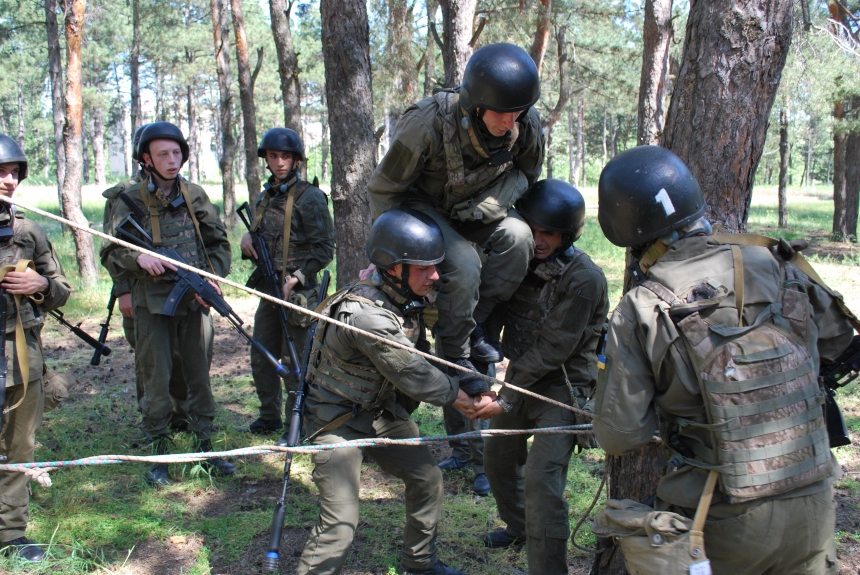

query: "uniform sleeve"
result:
(100, 193), (144, 276)
(100, 195), (132, 294)
(794, 266), (856, 364)
(501, 267), (608, 406)
(296, 190), (335, 282)
(29, 222), (71, 312)
(193, 191), (231, 278)
(367, 109), (436, 219)
(348, 307), (460, 407)
(514, 107), (545, 187)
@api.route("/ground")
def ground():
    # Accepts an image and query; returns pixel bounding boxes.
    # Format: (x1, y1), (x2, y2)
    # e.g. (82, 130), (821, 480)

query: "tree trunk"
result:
(424, 0), (439, 96)
(528, 0), (552, 74)
(269, 0), (303, 138)
(662, 0), (794, 234)
(82, 118), (90, 184)
(231, 0), (262, 211)
(91, 104), (106, 185)
(602, 108), (608, 167)
(637, 0), (673, 146)
(568, 99), (576, 184)
(833, 101), (849, 241)
(16, 77), (25, 151)
(439, 0), (477, 87)
(187, 86), (199, 184)
(778, 104), (789, 228)
(131, 0), (143, 135)
(113, 63), (131, 177)
(45, 0), (66, 208)
(321, 0), (374, 288)
(846, 97), (860, 242)
(387, 0), (418, 123)
(211, 0), (238, 228)
(63, 0), (99, 286)
(805, 118), (814, 187)
(575, 98), (584, 186)
(546, 132), (553, 179)
(541, 26), (571, 135)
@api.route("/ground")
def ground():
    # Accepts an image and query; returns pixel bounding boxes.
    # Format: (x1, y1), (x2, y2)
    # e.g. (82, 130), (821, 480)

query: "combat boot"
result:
(469, 323), (504, 364)
(196, 439), (236, 476)
(0, 537), (46, 562)
(403, 560), (467, 575)
(145, 436), (172, 487)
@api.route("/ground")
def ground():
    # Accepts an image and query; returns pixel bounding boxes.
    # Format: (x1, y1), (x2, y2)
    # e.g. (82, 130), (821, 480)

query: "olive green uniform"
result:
(297, 282), (461, 575)
(100, 178), (188, 415)
(101, 180), (231, 441)
(368, 92), (545, 358)
(0, 210), (71, 543)
(485, 247), (608, 574)
(593, 236), (853, 575)
(246, 175), (334, 423)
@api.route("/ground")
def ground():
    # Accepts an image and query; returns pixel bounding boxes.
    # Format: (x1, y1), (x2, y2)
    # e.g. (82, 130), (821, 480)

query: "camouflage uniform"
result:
(297, 281), (462, 575)
(368, 92), (544, 359)
(246, 174), (334, 424)
(0, 209), (71, 543)
(485, 247), (608, 574)
(593, 236), (853, 575)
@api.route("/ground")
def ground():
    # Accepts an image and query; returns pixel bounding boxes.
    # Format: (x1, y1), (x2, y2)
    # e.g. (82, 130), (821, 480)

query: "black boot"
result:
(470, 323), (504, 364)
(197, 439), (236, 476)
(145, 436), (172, 487)
(0, 537), (46, 562)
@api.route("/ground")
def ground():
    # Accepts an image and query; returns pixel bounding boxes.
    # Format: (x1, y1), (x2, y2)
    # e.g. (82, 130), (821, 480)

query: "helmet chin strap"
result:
(144, 161), (178, 192)
(376, 265), (428, 316)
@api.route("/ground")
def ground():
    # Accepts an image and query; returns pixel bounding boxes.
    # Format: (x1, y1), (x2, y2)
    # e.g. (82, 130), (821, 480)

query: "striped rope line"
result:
(0, 425), (594, 472)
(0, 195), (593, 419)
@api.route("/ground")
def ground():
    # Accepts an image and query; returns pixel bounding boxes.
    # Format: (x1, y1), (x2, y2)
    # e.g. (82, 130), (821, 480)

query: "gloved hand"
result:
(447, 357), (489, 396)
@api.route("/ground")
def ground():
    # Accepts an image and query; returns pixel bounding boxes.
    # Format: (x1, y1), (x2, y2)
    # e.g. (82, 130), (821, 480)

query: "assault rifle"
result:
(263, 269), (330, 573)
(91, 291), (117, 366)
(0, 291), (7, 434)
(820, 334), (860, 448)
(113, 215), (292, 381)
(48, 310), (111, 360)
(236, 201), (301, 385)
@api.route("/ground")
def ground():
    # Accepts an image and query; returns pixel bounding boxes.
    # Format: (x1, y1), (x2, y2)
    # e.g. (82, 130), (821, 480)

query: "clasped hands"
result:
(453, 390), (505, 420)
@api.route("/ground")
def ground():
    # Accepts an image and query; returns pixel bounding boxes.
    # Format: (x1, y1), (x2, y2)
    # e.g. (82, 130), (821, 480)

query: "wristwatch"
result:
(496, 397), (514, 413)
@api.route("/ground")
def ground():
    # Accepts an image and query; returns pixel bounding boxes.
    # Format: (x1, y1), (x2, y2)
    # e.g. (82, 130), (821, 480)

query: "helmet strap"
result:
(379, 265), (427, 316)
(637, 238), (670, 277)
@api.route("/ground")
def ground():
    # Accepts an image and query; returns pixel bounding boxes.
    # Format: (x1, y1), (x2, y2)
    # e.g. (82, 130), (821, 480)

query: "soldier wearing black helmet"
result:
(101, 121), (234, 486)
(592, 146), (853, 575)
(470, 179), (608, 574)
(99, 124), (189, 432)
(0, 135), (71, 562)
(296, 209), (480, 575)
(239, 128), (334, 441)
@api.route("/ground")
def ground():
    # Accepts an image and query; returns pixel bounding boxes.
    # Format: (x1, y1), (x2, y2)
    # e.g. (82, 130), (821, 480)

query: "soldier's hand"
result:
(1, 268), (49, 295)
(240, 233), (258, 260)
(195, 280), (222, 309)
(118, 293), (134, 319)
(452, 389), (477, 416)
(473, 392), (504, 420)
(136, 253), (177, 276)
(283, 275), (300, 299)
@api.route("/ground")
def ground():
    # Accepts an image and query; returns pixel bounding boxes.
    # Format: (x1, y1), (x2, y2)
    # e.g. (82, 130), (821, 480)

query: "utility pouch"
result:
(287, 286), (318, 329)
(449, 170), (527, 224)
(43, 366), (76, 412)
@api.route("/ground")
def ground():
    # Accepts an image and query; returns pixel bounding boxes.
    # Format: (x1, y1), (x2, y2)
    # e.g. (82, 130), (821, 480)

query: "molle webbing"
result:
(0, 260), (35, 414)
(251, 179), (311, 283)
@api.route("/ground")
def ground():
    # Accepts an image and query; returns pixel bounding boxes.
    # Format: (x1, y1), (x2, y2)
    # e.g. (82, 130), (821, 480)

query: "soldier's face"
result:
(530, 224), (563, 260)
(0, 163), (20, 197)
(389, 264), (439, 296)
(143, 139), (183, 179)
(479, 109), (519, 137)
(266, 150), (296, 181)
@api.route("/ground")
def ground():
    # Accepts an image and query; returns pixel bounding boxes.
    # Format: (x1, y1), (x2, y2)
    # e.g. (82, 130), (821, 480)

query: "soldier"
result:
(296, 209), (484, 575)
(473, 180), (608, 573)
(592, 146), (853, 575)
(101, 121), (234, 486)
(239, 128), (335, 443)
(100, 124), (188, 432)
(0, 134), (71, 562)
(368, 42), (545, 374)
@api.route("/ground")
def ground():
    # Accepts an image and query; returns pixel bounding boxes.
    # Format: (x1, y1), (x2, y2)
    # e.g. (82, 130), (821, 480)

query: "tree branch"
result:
(469, 15), (487, 47)
(251, 46), (265, 91)
(430, 20), (444, 50)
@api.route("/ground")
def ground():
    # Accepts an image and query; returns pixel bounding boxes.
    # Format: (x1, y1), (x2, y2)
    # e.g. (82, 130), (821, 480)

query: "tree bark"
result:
(113, 63), (131, 177)
(211, 0), (238, 228)
(637, 0), (673, 146)
(387, 0), (418, 124)
(662, 0), (794, 234)
(833, 101), (849, 241)
(541, 27), (571, 135)
(845, 97), (860, 242)
(546, 132), (553, 179)
(187, 86), (199, 184)
(778, 104), (789, 228)
(82, 117), (90, 184)
(131, 0), (143, 135)
(574, 98), (585, 186)
(269, 0), (304, 137)
(424, 0), (439, 96)
(16, 77), (25, 151)
(45, 0), (66, 206)
(439, 0), (477, 87)
(91, 104), (106, 185)
(528, 0), (552, 74)
(321, 0), (374, 288)
(231, 0), (262, 211)
(63, 0), (99, 286)
(568, 99), (576, 184)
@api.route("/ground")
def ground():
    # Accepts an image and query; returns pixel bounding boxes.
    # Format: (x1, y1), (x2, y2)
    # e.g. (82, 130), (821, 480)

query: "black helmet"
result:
(137, 122), (189, 165)
(366, 209), (445, 270)
(131, 124), (150, 162)
(598, 146), (705, 247)
(258, 128), (305, 161)
(0, 134), (28, 182)
(517, 179), (586, 242)
(459, 43), (540, 114)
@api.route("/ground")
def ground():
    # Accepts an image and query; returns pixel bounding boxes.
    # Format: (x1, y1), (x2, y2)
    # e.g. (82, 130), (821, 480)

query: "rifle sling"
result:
(250, 179), (310, 286)
(0, 260), (36, 414)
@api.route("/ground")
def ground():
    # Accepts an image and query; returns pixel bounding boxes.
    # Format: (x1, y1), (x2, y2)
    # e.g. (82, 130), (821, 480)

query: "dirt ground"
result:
(43, 298), (860, 575)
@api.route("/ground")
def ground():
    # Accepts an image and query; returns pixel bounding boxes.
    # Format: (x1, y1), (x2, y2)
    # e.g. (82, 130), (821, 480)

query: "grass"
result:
(1, 181), (858, 573)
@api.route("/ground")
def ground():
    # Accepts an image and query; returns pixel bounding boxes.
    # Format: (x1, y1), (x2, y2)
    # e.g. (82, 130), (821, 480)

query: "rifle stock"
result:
(48, 310), (111, 359)
(91, 291), (117, 366)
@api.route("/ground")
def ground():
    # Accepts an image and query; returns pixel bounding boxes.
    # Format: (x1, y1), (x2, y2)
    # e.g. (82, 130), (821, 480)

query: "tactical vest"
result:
(307, 282), (422, 410)
(502, 250), (576, 362)
(141, 191), (206, 282)
(255, 179), (313, 274)
(0, 211), (41, 332)
(434, 90), (518, 212)
(643, 246), (832, 504)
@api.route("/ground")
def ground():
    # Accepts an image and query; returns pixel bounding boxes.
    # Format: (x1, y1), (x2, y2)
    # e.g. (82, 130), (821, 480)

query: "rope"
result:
(0, 425), (594, 473)
(1, 195), (592, 419)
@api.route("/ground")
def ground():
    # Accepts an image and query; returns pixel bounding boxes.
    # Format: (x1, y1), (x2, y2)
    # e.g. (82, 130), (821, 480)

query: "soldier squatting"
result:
(0, 42), (857, 575)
